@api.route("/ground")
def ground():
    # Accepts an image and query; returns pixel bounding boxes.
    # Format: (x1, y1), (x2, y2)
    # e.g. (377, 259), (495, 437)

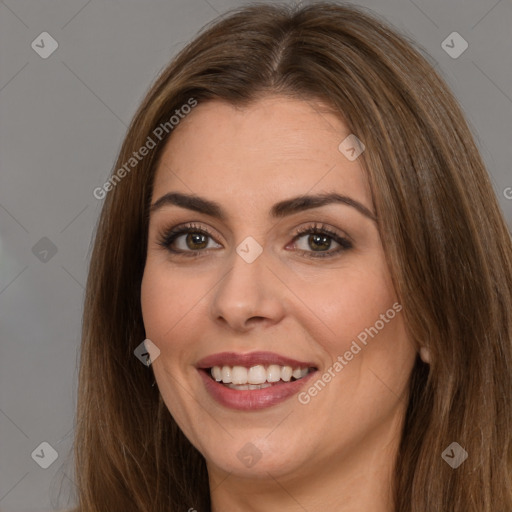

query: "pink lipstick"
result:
(197, 351), (318, 411)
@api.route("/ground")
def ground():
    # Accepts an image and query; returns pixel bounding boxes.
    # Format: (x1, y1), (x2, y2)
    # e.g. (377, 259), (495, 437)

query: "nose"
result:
(210, 245), (286, 333)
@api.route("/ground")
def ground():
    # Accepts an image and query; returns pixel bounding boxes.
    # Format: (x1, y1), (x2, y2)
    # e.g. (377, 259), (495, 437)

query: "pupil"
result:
(187, 232), (207, 249)
(309, 234), (330, 251)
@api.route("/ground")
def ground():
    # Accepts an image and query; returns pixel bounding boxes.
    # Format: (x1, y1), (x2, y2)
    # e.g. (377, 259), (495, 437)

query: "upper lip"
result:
(196, 351), (317, 369)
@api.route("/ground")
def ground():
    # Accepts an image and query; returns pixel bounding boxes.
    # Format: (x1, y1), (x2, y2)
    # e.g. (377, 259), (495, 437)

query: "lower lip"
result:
(198, 369), (317, 410)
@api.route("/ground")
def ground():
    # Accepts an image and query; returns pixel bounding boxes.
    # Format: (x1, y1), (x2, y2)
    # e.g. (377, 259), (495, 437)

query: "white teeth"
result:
(249, 383), (271, 390)
(281, 366), (292, 382)
(210, 364), (311, 386)
(221, 366), (232, 384)
(212, 366), (222, 381)
(226, 382), (273, 390)
(231, 366), (248, 385)
(267, 364), (281, 382)
(248, 365), (267, 384)
(292, 368), (302, 379)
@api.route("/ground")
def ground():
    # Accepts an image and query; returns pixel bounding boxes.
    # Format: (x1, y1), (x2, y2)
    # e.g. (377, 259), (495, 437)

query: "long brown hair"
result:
(72, 2), (512, 510)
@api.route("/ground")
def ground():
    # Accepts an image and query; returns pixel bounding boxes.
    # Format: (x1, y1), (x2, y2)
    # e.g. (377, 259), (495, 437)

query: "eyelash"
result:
(157, 222), (353, 259)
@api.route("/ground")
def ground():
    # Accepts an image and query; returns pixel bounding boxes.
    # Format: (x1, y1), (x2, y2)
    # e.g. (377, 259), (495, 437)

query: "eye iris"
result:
(309, 233), (331, 251)
(187, 232), (208, 250)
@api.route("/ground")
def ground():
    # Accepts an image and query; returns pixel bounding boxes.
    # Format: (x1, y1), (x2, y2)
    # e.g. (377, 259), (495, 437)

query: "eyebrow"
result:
(150, 191), (377, 222)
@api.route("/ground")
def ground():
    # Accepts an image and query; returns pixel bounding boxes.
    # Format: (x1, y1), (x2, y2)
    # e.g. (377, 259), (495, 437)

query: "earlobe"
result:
(419, 346), (431, 364)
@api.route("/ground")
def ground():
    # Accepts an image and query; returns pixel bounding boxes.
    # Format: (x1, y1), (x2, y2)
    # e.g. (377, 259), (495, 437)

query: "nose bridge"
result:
(210, 242), (285, 330)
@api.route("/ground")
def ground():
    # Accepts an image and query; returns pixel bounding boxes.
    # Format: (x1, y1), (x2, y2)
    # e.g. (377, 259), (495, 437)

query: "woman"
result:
(73, 2), (512, 511)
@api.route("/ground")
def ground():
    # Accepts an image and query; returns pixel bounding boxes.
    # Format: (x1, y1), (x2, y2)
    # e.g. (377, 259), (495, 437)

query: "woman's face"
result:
(141, 96), (417, 483)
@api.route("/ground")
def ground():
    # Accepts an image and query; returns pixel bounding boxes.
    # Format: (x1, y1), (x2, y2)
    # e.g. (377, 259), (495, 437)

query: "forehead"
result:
(152, 96), (371, 212)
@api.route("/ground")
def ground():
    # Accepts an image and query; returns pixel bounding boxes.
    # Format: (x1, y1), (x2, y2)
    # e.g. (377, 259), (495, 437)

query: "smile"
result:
(210, 364), (312, 390)
(196, 351), (318, 410)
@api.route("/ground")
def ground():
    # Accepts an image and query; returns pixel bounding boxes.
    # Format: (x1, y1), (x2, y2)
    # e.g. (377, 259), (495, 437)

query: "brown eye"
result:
(290, 224), (353, 259)
(307, 233), (332, 251)
(185, 232), (209, 250)
(158, 224), (222, 255)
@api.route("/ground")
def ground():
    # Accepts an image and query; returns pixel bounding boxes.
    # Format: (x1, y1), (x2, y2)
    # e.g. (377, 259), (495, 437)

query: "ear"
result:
(419, 346), (431, 364)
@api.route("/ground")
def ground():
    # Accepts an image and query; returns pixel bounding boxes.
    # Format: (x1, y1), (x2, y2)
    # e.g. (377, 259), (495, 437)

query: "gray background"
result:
(0, 0), (510, 510)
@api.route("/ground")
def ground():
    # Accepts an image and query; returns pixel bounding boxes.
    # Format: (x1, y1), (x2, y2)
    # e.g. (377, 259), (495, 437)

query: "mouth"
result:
(207, 364), (315, 390)
(196, 351), (319, 410)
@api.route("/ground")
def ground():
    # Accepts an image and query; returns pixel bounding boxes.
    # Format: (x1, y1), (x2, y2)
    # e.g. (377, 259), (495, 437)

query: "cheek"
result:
(140, 266), (167, 338)
(140, 264), (199, 408)
(141, 261), (205, 341)
(289, 258), (397, 353)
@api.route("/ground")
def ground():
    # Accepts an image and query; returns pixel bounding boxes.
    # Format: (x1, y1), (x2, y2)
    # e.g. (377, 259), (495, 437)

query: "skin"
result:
(141, 96), (418, 511)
